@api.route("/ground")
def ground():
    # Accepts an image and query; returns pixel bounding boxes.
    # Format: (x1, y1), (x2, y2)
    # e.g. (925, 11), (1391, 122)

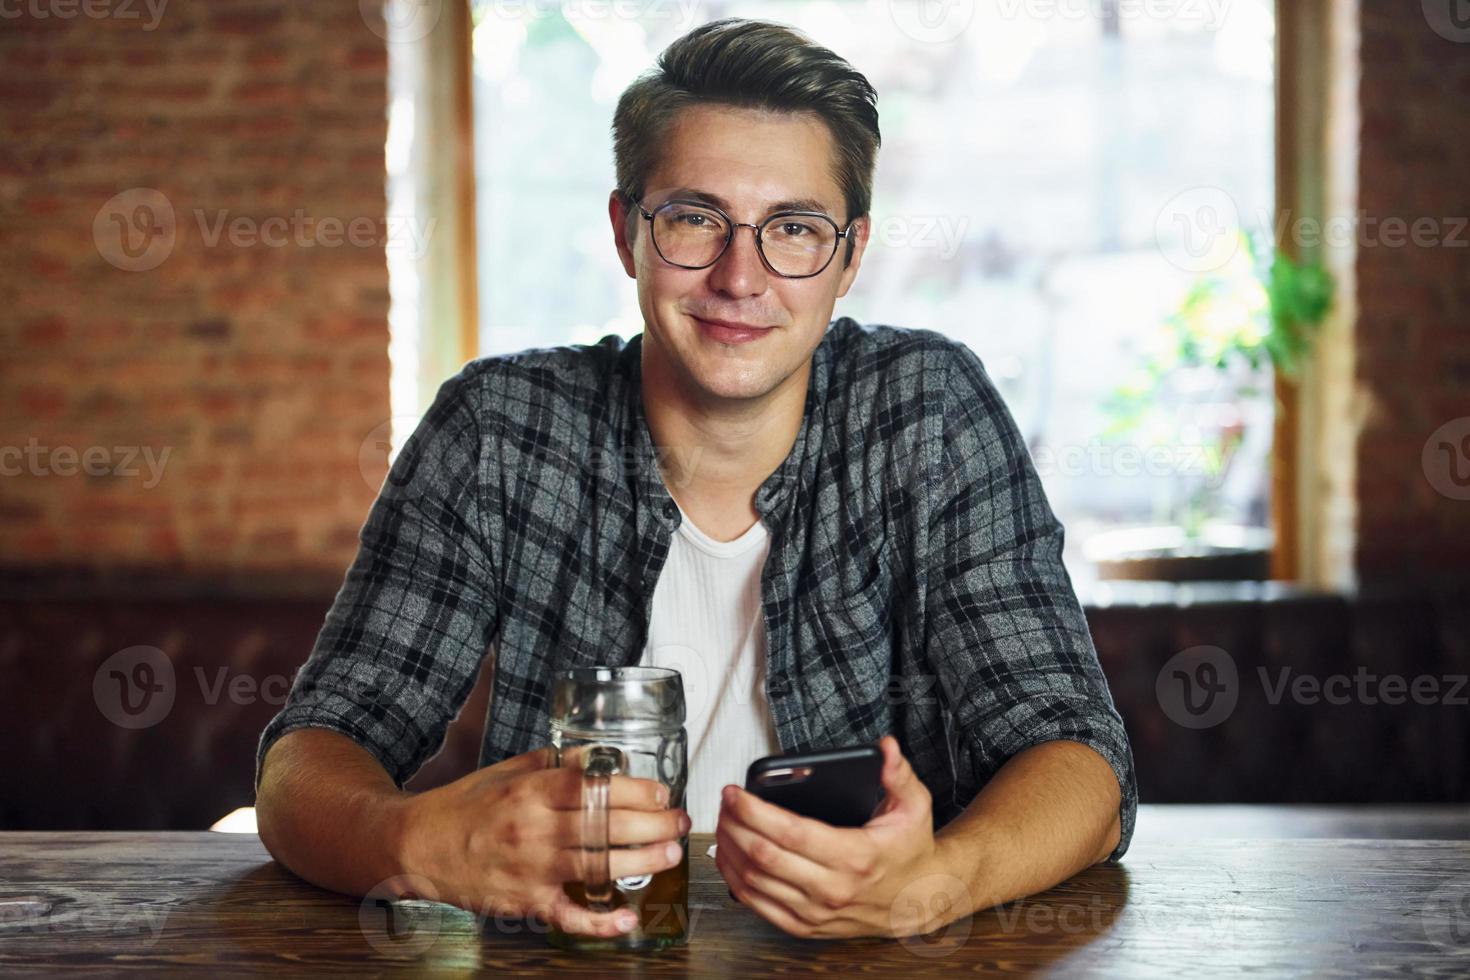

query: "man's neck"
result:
(640, 343), (809, 541)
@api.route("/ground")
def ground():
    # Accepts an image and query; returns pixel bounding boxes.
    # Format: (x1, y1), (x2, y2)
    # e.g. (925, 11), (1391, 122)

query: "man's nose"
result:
(705, 223), (770, 297)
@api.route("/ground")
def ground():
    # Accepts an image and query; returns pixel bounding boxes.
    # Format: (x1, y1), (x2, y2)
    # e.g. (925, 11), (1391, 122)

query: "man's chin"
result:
(686, 367), (774, 402)
(675, 345), (791, 398)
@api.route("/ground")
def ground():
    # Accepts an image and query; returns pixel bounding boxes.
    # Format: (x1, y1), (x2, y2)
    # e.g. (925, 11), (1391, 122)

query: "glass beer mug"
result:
(547, 666), (689, 952)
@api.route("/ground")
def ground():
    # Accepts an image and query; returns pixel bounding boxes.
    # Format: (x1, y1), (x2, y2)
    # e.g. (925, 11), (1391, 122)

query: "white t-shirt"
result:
(639, 499), (781, 833)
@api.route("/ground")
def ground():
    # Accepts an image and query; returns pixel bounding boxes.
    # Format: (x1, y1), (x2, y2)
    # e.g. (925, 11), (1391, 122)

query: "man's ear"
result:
(609, 190), (638, 279)
(834, 213), (872, 299)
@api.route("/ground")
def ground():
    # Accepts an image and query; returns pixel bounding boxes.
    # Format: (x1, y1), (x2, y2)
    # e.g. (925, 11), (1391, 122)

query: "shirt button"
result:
(663, 502), (677, 519)
(770, 678), (791, 696)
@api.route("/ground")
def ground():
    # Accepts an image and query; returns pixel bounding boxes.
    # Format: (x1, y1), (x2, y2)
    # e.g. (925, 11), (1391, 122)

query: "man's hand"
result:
(394, 745), (691, 939)
(714, 734), (964, 938)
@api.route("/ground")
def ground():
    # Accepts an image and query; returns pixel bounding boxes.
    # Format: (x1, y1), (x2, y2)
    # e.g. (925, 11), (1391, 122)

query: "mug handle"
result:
(580, 744), (624, 905)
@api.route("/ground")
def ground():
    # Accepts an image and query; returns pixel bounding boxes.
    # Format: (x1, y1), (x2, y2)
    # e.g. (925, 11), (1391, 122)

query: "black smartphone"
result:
(743, 743), (884, 828)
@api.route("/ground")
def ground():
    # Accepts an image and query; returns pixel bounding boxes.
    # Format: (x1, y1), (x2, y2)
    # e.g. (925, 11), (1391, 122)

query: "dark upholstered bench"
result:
(2, 572), (1465, 829)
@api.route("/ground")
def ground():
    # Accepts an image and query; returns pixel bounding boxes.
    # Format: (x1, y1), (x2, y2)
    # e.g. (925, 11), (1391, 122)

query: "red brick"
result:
(18, 386), (67, 418)
(210, 9), (285, 34)
(119, 81), (213, 101)
(231, 81), (301, 105)
(118, 48), (167, 67)
(145, 525), (183, 559)
(28, 254), (69, 279)
(0, 80), (60, 106)
(20, 316), (66, 346)
(247, 526), (298, 552)
(10, 527), (62, 560)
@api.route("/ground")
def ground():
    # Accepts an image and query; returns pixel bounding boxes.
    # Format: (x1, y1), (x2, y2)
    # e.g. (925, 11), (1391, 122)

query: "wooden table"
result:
(2, 806), (1468, 975)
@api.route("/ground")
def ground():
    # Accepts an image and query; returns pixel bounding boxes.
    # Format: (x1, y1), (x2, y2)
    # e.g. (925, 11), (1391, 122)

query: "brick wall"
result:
(1354, 8), (1470, 583)
(0, 1), (392, 577)
(2, 5), (1467, 586)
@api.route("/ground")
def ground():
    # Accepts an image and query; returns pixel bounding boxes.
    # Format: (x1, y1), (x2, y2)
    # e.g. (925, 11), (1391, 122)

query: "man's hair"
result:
(612, 18), (881, 264)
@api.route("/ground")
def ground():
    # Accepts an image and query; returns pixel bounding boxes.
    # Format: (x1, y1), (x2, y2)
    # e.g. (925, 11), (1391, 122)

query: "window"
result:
(463, 2), (1276, 588)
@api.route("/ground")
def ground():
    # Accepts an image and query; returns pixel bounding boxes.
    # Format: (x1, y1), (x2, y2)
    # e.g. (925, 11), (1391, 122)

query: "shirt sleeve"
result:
(922, 342), (1137, 860)
(254, 366), (500, 793)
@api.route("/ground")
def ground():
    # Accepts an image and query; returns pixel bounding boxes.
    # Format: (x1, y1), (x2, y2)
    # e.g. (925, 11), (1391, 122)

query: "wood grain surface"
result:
(2, 807), (1468, 976)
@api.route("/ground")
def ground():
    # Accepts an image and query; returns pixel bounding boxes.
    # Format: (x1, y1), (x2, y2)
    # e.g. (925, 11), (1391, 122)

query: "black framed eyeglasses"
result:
(631, 197), (855, 279)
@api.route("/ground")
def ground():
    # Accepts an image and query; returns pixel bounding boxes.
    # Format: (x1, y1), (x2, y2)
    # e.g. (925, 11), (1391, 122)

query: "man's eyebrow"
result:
(660, 188), (836, 217)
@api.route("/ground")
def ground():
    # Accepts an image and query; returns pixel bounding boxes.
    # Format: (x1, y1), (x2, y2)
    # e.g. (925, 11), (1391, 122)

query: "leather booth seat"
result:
(1, 574), (1465, 829)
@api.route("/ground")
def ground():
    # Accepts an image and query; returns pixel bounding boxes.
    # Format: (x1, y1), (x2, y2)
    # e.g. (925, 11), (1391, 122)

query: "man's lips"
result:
(691, 316), (774, 331)
(691, 316), (776, 344)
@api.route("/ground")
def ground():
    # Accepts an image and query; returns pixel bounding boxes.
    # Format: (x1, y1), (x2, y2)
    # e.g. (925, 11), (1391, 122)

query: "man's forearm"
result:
(931, 739), (1123, 920)
(256, 727), (414, 899)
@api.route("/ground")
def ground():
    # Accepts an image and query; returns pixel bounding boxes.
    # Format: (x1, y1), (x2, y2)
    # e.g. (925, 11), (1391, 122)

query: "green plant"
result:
(1101, 232), (1335, 540)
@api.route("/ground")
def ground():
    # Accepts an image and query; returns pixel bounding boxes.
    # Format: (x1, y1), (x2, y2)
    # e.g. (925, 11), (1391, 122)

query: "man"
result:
(255, 18), (1136, 941)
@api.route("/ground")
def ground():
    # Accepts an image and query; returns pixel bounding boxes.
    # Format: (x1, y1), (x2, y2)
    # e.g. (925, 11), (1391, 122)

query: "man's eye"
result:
(671, 212), (718, 229)
(780, 222), (814, 237)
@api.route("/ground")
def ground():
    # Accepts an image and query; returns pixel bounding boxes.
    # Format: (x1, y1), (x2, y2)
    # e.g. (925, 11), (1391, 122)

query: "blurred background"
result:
(0, 0), (1466, 831)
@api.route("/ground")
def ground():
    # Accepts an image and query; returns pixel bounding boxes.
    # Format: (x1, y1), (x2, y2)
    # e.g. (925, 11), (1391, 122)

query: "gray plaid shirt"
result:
(257, 317), (1137, 859)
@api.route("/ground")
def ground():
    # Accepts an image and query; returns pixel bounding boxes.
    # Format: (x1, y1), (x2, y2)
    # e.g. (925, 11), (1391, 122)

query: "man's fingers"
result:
(722, 785), (865, 870)
(538, 767), (669, 812)
(714, 827), (818, 917)
(551, 839), (685, 883)
(545, 893), (639, 938)
(716, 814), (838, 905)
(545, 805), (687, 850)
(477, 745), (553, 784)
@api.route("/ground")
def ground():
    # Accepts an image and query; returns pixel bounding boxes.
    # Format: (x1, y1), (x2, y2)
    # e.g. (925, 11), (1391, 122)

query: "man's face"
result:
(611, 104), (870, 403)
